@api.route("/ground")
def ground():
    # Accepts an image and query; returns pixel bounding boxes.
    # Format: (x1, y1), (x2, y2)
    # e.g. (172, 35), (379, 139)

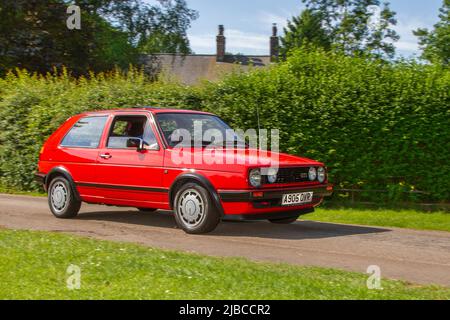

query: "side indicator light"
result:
(252, 191), (264, 198)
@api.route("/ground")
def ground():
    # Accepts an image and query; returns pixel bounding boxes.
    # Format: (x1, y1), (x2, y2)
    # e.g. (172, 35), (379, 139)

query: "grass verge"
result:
(306, 208), (450, 232)
(0, 229), (448, 300)
(0, 186), (45, 197)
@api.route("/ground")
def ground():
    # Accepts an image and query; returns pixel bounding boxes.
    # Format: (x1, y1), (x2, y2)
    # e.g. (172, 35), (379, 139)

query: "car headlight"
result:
(317, 167), (326, 183)
(249, 169), (262, 187)
(267, 168), (278, 184)
(308, 167), (317, 181)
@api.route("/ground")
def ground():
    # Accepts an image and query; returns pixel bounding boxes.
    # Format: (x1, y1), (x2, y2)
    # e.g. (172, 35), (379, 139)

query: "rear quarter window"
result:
(60, 116), (108, 148)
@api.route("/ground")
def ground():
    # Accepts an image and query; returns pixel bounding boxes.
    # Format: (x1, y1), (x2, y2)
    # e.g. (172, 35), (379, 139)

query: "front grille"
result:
(266, 167), (312, 184)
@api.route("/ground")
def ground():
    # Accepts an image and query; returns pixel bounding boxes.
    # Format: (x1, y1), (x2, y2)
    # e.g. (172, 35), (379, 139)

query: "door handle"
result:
(100, 153), (112, 159)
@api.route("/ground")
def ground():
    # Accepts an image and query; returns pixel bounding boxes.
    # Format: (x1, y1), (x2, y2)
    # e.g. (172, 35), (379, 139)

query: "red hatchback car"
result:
(36, 107), (333, 234)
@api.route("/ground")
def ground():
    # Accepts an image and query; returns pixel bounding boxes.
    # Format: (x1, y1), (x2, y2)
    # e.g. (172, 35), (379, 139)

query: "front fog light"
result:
(308, 167), (317, 181)
(249, 169), (262, 187)
(317, 167), (326, 183)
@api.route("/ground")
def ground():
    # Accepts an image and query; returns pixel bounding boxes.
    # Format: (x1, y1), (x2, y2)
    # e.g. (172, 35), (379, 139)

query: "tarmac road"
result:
(0, 194), (449, 286)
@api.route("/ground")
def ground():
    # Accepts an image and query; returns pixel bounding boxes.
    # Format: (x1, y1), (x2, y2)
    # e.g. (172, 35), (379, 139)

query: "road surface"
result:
(0, 194), (449, 286)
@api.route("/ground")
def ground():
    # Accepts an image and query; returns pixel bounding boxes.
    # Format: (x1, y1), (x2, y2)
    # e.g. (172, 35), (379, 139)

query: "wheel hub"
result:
(185, 199), (198, 217)
(51, 182), (68, 212)
(178, 189), (205, 227)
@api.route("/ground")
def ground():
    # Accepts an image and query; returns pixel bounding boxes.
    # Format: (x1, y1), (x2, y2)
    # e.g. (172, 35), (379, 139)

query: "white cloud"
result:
(189, 10), (295, 55)
(395, 40), (419, 53)
(393, 17), (430, 56)
(226, 30), (269, 53)
(258, 11), (290, 30)
(189, 33), (215, 51)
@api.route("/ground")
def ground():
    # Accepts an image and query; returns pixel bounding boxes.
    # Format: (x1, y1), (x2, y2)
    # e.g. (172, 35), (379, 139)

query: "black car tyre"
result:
(48, 176), (81, 219)
(174, 183), (220, 234)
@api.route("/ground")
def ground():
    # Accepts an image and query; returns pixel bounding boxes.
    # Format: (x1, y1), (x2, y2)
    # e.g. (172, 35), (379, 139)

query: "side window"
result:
(61, 116), (108, 148)
(107, 115), (158, 149)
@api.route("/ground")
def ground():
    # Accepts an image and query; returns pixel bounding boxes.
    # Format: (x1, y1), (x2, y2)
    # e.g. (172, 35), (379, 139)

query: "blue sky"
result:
(185, 0), (443, 57)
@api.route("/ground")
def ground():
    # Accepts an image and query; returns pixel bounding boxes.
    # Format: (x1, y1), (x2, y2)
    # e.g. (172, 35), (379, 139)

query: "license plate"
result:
(282, 192), (313, 206)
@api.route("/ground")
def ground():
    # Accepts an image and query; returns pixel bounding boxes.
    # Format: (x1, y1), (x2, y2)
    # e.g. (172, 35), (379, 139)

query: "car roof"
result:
(82, 107), (215, 117)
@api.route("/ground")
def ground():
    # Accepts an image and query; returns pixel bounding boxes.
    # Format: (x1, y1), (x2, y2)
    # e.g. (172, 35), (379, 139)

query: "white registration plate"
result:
(282, 192), (313, 206)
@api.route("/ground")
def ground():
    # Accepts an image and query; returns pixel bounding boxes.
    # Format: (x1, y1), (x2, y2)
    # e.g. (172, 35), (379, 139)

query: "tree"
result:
(139, 30), (193, 54)
(0, 0), (198, 75)
(414, 0), (450, 66)
(0, 1), (137, 76)
(301, 0), (399, 58)
(280, 9), (332, 57)
(93, 0), (198, 54)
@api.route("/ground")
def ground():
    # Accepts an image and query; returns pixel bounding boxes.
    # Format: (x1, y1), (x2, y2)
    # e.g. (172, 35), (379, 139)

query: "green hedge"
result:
(201, 51), (450, 202)
(0, 50), (449, 203)
(0, 68), (198, 191)
(201, 52), (450, 201)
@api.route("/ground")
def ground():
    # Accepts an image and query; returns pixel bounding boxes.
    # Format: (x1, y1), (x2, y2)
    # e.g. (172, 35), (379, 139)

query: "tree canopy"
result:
(0, 0), (198, 75)
(280, 9), (332, 57)
(282, 0), (399, 59)
(414, 0), (450, 66)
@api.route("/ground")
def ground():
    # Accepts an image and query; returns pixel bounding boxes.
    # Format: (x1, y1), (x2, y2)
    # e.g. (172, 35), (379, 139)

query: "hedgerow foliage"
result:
(0, 50), (448, 202)
(0, 67), (199, 191)
(202, 50), (450, 202)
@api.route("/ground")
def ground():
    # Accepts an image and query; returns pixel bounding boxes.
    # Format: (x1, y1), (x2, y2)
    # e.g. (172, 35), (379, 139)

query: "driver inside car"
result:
(126, 121), (144, 140)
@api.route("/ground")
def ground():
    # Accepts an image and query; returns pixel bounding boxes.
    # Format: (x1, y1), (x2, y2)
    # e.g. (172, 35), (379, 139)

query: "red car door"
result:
(93, 113), (167, 208)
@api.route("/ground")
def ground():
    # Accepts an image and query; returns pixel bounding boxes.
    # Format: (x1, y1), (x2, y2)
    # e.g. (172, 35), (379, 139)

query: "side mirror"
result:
(127, 138), (145, 152)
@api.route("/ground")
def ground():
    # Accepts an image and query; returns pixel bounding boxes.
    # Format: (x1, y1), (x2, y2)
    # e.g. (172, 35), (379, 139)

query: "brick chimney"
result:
(270, 23), (280, 62)
(216, 25), (226, 62)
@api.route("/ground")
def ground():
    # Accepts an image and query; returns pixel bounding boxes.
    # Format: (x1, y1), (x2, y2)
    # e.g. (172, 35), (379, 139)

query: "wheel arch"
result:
(169, 173), (224, 216)
(45, 167), (81, 201)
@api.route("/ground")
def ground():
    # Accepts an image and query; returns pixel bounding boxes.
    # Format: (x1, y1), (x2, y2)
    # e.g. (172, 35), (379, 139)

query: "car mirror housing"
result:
(126, 138), (145, 152)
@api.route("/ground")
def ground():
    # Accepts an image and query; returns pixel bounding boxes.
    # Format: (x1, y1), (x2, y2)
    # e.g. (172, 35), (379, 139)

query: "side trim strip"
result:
(76, 182), (169, 193)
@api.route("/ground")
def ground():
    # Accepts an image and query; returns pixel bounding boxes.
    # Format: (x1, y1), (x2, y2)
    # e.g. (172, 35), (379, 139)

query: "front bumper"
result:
(219, 184), (333, 208)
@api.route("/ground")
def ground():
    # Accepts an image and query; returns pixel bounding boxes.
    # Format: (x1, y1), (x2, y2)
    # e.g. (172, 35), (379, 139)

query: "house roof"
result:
(141, 54), (272, 85)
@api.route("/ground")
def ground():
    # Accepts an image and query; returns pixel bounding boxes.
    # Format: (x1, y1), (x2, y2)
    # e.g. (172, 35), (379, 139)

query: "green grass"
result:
(0, 186), (45, 197)
(305, 208), (450, 232)
(0, 229), (448, 300)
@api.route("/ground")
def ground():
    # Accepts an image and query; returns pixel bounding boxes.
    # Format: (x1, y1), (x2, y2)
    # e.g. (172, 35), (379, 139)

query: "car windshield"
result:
(156, 113), (245, 148)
